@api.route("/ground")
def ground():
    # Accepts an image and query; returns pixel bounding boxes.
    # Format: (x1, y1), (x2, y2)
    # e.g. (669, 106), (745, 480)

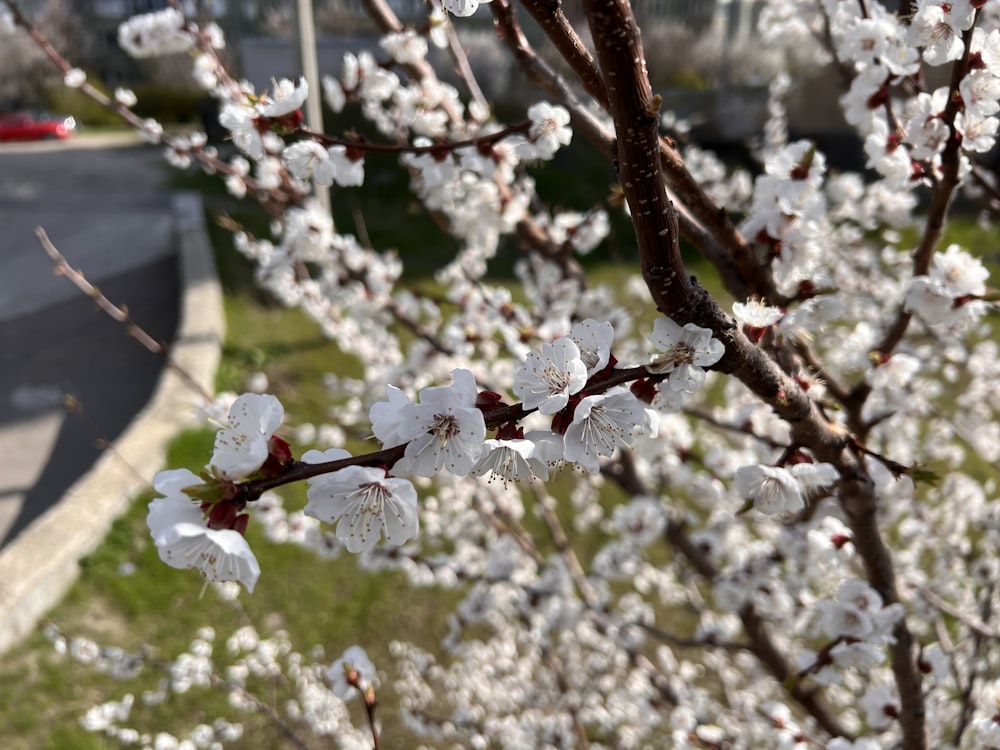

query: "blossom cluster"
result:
(45, 621), (380, 747)
(147, 317), (728, 591)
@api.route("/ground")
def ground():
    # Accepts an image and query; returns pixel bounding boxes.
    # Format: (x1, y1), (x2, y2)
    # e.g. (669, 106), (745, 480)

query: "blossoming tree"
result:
(6, 0), (1000, 747)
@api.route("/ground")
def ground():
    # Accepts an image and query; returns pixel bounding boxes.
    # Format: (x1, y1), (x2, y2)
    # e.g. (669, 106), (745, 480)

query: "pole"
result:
(295, 0), (331, 213)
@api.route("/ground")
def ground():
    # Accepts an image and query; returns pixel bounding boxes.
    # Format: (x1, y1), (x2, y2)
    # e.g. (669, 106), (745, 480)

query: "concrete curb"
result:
(0, 191), (224, 655)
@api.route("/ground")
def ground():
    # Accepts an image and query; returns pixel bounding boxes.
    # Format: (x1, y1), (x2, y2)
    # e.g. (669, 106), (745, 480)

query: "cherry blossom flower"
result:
(840, 63), (890, 135)
(80, 694), (134, 732)
(732, 299), (783, 329)
(611, 496), (667, 546)
(543, 211), (611, 256)
(866, 353), (920, 390)
(321, 75), (346, 113)
(647, 317), (725, 392)
(831, 640), (886, 671)
(932, 244), (989, 297)
(903, 276), (955, 325)
(380, 30), (428, 66)
(513, 337), (587, 415)
(568, 319), (614, 376)
(734, 464), (803, 515)
(389, 368), (487, 477)
(304, 462), (418, 553)
(283, 142), (365, 188)
(64, 68), (86, 88)
(441, 0), (493, 19)
(527, 102), (572, 159)
(904, 88), (951, 162)
(256, 77), (308, 118)
(909, 0), (974, 65)
(955, 111), (999, 153)
(322, 145), (364, 187)
(369, 385), (413, 448)
(147, 469), (261, 593)
(860, 684), (900, 729)
(960, 70), (1000, 119)
(563, 386), (647, 474)
(210, 393), (284, 480)
(282, 140), (329, 182)
(789, 462), (840, 494)
(219, 102), (264, 160)
(114, 87), (137, 107)
(905, 244), (989, 326)
(818, 597), (874, 640)
(327, 646), (378, 699)
(471, 438), (549, 485)
(978, 27), (1000, 77)
(117, 8), (193, 58)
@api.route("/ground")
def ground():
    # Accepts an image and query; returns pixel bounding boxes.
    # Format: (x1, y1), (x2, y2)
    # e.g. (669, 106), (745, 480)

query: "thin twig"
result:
(209, 675), (314, 750)
(920, 586), (1000, 640)
(35, 227), (214, 403)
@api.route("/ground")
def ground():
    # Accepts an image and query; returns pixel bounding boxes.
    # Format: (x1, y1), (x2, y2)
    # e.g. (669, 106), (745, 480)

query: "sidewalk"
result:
(0, 189), (224, 655)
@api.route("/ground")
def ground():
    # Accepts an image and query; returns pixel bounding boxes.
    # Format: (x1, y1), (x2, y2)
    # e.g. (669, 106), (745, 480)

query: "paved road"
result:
(0, 134), (180, 547)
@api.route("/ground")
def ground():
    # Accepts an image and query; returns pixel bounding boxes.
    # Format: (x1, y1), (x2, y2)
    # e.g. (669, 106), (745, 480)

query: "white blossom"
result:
(563, 387), (646, 474)
(734, 464), (803, 515)
(471, 438), (549, 484)
(647, 317), (725, 392)
(513, 337), (587, 415)
(305, 461), (418, 553)
(390, 369), (487, 477)
(147, 470), (260, 593)
(442, 0), (493, 19)
(117, 8), (193, 58)
(568, 319), (614, 376)
(210, 393), (284, 480)
(527, 102), (572, 159)
(256, 77), (308, 118)
(327, 646), (377, 699)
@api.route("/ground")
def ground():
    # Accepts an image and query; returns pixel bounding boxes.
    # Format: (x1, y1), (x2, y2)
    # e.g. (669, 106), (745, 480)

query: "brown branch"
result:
(491, 0), (753, 299)
(530, 484), (599, 608)
(35, 228), (214, 403)
(515, 0), (779, 306)
(515, 0), (609, 108)
(301, 121), (532, 154)
(438, 3), (490, 115)
(919, 587), (1000, 640)
(582, 0), (691, 316)
(582, 5), (926, 741)
(682, 405), (789, 450)
(639, 623), (750, 653)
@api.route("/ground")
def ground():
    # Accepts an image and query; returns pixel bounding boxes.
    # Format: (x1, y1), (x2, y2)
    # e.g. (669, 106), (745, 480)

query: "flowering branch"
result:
(301, 120), (532, 154)
(858, 13), (983, 379)
(232, 363), (664, 501)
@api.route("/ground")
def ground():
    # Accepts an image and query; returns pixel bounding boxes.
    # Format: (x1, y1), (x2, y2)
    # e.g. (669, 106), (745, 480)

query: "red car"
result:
(0, 111), (76, 142)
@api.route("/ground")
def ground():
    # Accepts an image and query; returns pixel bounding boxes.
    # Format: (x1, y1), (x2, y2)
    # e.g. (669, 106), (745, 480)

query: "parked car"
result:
(0, 111), (76, 142)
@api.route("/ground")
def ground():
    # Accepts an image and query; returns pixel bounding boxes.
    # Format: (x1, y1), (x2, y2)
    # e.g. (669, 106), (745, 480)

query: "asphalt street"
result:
(0, 134), (180, 548)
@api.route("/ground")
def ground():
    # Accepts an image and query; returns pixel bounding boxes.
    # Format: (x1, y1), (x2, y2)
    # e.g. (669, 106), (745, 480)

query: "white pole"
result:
(295, 0), (330, 213)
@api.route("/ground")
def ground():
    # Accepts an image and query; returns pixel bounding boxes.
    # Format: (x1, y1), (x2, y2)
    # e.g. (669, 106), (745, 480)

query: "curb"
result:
(0, 191), (224, 656)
